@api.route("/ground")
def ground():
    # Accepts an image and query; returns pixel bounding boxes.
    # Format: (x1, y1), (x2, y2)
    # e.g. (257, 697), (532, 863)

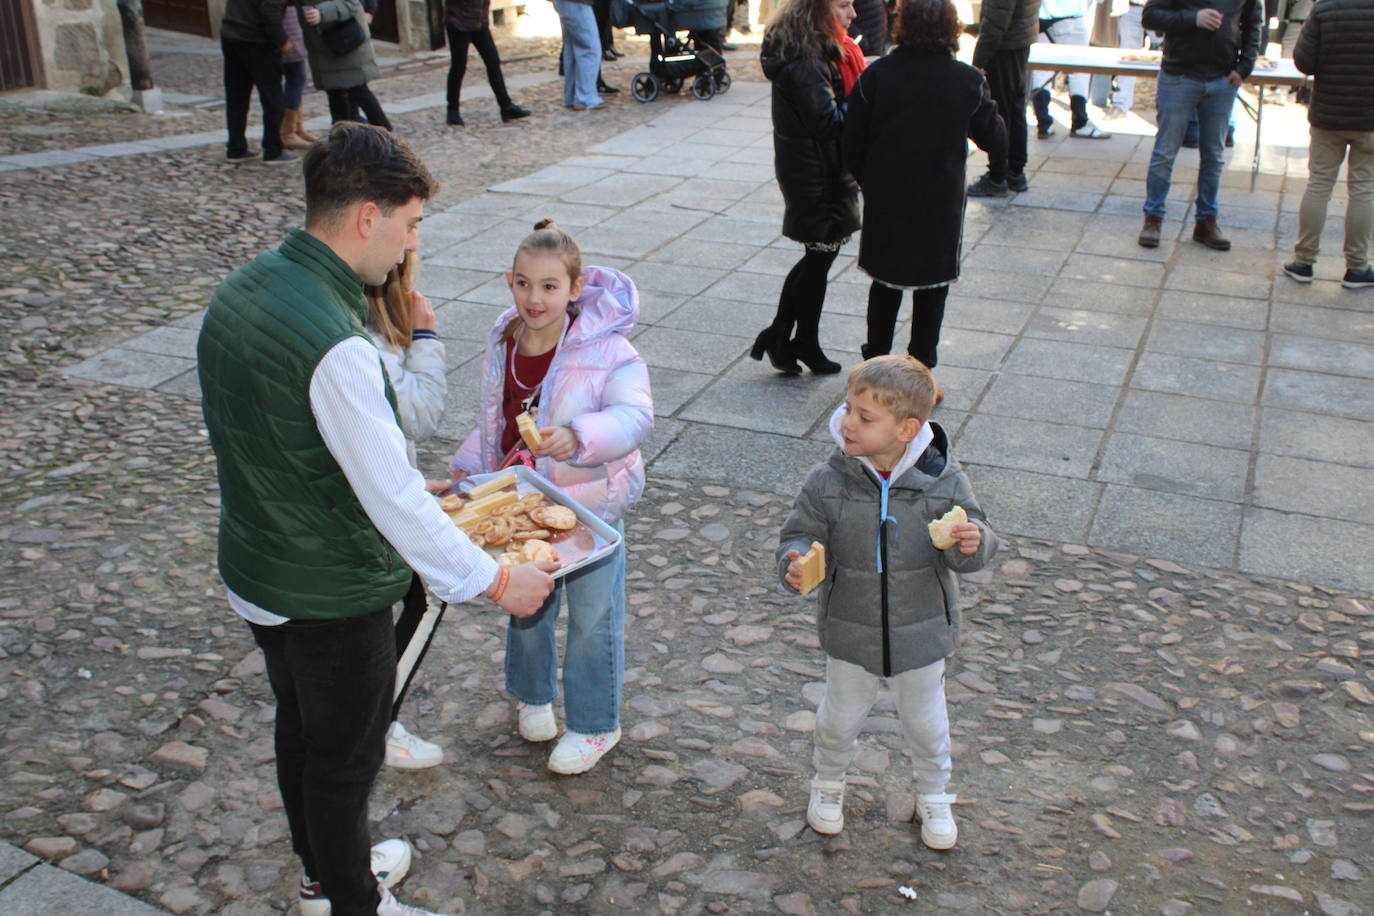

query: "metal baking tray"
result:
(457, 466), (621, 580)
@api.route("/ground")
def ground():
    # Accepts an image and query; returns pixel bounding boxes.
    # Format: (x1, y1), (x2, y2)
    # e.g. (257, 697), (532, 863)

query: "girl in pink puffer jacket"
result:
(448, 219), (652, 775)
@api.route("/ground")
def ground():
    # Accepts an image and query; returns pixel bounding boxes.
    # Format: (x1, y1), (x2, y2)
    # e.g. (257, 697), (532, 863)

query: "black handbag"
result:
(321, 15), (366, 55)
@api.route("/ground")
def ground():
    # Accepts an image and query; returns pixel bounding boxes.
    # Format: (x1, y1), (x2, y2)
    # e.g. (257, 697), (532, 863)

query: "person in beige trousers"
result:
(1282, 0), (1374, 290)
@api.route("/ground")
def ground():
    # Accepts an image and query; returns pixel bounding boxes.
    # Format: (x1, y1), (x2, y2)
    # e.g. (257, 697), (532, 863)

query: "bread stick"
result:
(798, 541), (825, 596)
(928, 506), (967, 550)
(450, 489), (520, 527)
(516, 412), (542, 450)
(465, 470), (517, 500)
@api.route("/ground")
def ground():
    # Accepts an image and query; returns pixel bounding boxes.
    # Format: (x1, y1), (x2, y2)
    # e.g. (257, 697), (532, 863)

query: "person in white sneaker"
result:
(448, 220), (653, 776)
(365, 254), (448, 771)
(198, 125), (556, 916)
(778, 356), (999, 849)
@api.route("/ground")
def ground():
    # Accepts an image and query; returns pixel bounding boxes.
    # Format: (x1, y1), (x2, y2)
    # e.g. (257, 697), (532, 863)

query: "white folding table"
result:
(1026, 43), (1309, 190)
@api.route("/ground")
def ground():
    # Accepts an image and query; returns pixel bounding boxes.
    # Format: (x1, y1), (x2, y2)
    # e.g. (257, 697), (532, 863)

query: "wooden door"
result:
(371, 0), (399, 42)
(144, 0), (212, 37)
(0, 0), (42, 92)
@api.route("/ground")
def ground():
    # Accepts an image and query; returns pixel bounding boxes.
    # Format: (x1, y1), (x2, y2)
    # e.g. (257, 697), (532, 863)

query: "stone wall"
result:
(29, 0), (129, 94)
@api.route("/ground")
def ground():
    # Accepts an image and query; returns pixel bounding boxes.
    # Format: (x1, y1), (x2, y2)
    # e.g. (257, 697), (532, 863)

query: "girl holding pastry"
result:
(448, 220), (653, 774)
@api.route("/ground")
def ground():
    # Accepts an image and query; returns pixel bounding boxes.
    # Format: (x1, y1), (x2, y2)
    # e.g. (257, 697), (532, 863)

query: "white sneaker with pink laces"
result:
(298, 838), (412, 916)
(517, 702), (557, 742)
(547, 727), (621, 774)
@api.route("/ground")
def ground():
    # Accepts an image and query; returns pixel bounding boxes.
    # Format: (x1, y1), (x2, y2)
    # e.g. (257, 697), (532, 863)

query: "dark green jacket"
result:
(197, 228), (412, 619)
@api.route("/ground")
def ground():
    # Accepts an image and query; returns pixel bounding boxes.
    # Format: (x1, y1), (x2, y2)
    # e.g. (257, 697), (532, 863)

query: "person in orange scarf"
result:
(751, 0), (866, 376)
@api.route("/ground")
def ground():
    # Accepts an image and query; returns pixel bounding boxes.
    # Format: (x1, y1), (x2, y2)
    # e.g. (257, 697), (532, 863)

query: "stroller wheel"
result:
(661, 76), (683, 94)
(712, 70), (731, 95)
(691, 73), (715, 100)
(631, 72), (659, 103)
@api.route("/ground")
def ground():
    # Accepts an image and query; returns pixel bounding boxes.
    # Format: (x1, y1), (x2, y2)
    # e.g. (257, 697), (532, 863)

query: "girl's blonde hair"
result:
(765, 0), (842, 62)
(504, 218), (584, 340)
(364, 250), (419, 349)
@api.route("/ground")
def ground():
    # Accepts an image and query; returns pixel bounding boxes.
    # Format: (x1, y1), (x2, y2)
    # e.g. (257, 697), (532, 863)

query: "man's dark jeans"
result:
(983, 45), (1031, 181)
(250, 607), (395, 916)
(222, 38), (284, 158)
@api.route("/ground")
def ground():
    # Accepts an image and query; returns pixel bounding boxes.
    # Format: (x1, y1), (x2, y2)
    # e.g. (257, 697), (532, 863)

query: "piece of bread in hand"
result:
(798, 541), (825, 595)
(928, 505), (968, 550)
(516, 412), (542, 450)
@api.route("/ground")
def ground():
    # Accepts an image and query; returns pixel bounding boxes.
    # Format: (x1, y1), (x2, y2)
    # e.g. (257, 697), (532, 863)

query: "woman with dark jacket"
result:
(444, 0), (531, 125)
(750, 0), (866, 375)
(842, 0), (1006, 372)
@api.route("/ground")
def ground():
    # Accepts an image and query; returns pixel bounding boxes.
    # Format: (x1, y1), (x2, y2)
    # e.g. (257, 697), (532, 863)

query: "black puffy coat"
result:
(1142, 0), (1262, 80)
(446, 0), (491, 32)
(843, 47), (1007, 288)
(761, 37), (861, 246)
(1293, 0), (1374, 132)
(848, 0), (889, 54)
(972, 0), (1041, 68)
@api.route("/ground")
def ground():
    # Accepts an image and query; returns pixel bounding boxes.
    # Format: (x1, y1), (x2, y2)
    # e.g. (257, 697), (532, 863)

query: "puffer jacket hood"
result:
(777, 410), (999, 677)
(450, 266), (653, 524)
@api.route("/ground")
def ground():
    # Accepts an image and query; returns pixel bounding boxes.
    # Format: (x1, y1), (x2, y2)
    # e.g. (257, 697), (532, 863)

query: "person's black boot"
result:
(791, 343), (841, 375)
(446, 109), (465, 126)
(750, 328), (801, 375)
(501, 104), (531, 122)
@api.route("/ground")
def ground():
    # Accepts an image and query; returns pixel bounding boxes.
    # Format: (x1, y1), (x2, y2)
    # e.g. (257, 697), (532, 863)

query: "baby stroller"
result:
(610, 0), (731, 102)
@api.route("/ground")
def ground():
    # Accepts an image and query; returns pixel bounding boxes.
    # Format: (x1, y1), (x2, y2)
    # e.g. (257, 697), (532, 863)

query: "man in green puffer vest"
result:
(197, 124), (556, 916)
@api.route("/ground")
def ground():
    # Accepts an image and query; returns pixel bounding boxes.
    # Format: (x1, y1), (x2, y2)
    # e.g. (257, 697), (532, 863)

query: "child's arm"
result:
(939, 471), (1000, 573)
(448, 426), (481, 480)
(775, 467), (830, 593)
(562, 347), (653, 468)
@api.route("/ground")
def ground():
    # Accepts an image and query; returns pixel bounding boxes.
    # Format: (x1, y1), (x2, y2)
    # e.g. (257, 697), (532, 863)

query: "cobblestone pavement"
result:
(1, 25), (1372, 916)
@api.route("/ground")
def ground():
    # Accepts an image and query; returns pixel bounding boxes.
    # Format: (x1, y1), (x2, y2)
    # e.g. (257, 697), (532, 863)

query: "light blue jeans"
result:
(505, 526), (624, 734)
(1144, 72), (1238, 220)
(553, 0), (603, 109)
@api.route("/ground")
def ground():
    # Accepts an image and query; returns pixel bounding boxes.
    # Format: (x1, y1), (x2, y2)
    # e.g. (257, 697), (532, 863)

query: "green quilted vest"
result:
(197, 229), (413, 619)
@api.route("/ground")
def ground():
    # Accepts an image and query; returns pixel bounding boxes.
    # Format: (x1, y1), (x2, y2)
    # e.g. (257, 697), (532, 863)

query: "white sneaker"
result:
(377, 886), (451, 916)
(298, 838), (414, 915)
(547, 727), (620, 774)
(915, 792), (959, 850)
(806, 778), (845, 834)
(517, 702), (557, 742)
(385, 721), (442, 770)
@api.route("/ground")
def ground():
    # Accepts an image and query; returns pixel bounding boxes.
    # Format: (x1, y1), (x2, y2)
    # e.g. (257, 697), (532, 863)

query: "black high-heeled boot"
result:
(750, 328), (801, 376)
(791, 343), (841, 375)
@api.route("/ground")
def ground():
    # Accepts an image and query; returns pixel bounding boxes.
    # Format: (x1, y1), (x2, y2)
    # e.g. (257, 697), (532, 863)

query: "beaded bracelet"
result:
(489, 567), (511, 603)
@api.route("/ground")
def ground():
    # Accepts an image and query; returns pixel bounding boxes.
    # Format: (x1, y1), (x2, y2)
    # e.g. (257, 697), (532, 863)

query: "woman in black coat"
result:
(444, 0), (530, 125)
(842, 0), (1006, 371)
(751, 0), (866, 375)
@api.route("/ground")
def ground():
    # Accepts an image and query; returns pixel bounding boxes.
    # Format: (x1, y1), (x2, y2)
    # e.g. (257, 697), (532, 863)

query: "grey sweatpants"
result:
(812, 654), (952, 794)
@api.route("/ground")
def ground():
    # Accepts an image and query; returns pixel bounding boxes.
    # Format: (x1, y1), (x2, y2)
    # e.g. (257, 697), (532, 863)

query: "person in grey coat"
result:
(776, 355), (998, 850)
(298, 0), (393, 130)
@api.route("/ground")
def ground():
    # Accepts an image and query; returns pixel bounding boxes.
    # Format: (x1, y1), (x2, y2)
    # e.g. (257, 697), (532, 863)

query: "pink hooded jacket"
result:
(449, 266), (653, 524)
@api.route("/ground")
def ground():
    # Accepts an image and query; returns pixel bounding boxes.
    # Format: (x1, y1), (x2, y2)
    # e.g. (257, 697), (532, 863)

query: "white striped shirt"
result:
(228, 336), (497, 626)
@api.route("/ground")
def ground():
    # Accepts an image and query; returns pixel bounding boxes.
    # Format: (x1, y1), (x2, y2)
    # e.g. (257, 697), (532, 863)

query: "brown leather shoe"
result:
(1138, 215), (1162, 248)
(1192, 216), (1231, 251)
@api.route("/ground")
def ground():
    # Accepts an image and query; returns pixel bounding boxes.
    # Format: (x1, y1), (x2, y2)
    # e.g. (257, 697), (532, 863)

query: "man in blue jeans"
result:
(1137, 0), (1261, 250)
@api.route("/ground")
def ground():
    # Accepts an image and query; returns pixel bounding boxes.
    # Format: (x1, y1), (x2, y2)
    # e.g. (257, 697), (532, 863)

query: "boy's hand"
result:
(783, 549), (803, 591)
(951, 522), (981, 555)
(495, 562), (558, 617)
(534, 426), (578, 461)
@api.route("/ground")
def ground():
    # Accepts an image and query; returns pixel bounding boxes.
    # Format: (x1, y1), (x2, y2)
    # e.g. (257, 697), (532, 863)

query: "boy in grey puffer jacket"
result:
(777, 355), (998, 850)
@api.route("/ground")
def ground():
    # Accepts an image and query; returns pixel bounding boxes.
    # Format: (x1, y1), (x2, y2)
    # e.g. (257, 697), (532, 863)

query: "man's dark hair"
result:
(303, 123), (438, 230)
(892, 0), (961, 55)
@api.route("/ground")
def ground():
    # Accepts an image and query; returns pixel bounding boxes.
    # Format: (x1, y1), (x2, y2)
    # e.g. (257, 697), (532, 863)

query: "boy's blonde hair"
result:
(846, 355), (938, 421)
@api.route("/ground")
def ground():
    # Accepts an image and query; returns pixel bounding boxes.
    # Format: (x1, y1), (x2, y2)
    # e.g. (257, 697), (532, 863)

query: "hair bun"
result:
(533, 218), (557, 231)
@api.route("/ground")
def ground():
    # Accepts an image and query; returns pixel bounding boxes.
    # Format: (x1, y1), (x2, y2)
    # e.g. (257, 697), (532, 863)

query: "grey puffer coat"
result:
(298, 0), (380, 91)
(777, 411), (998, 677)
